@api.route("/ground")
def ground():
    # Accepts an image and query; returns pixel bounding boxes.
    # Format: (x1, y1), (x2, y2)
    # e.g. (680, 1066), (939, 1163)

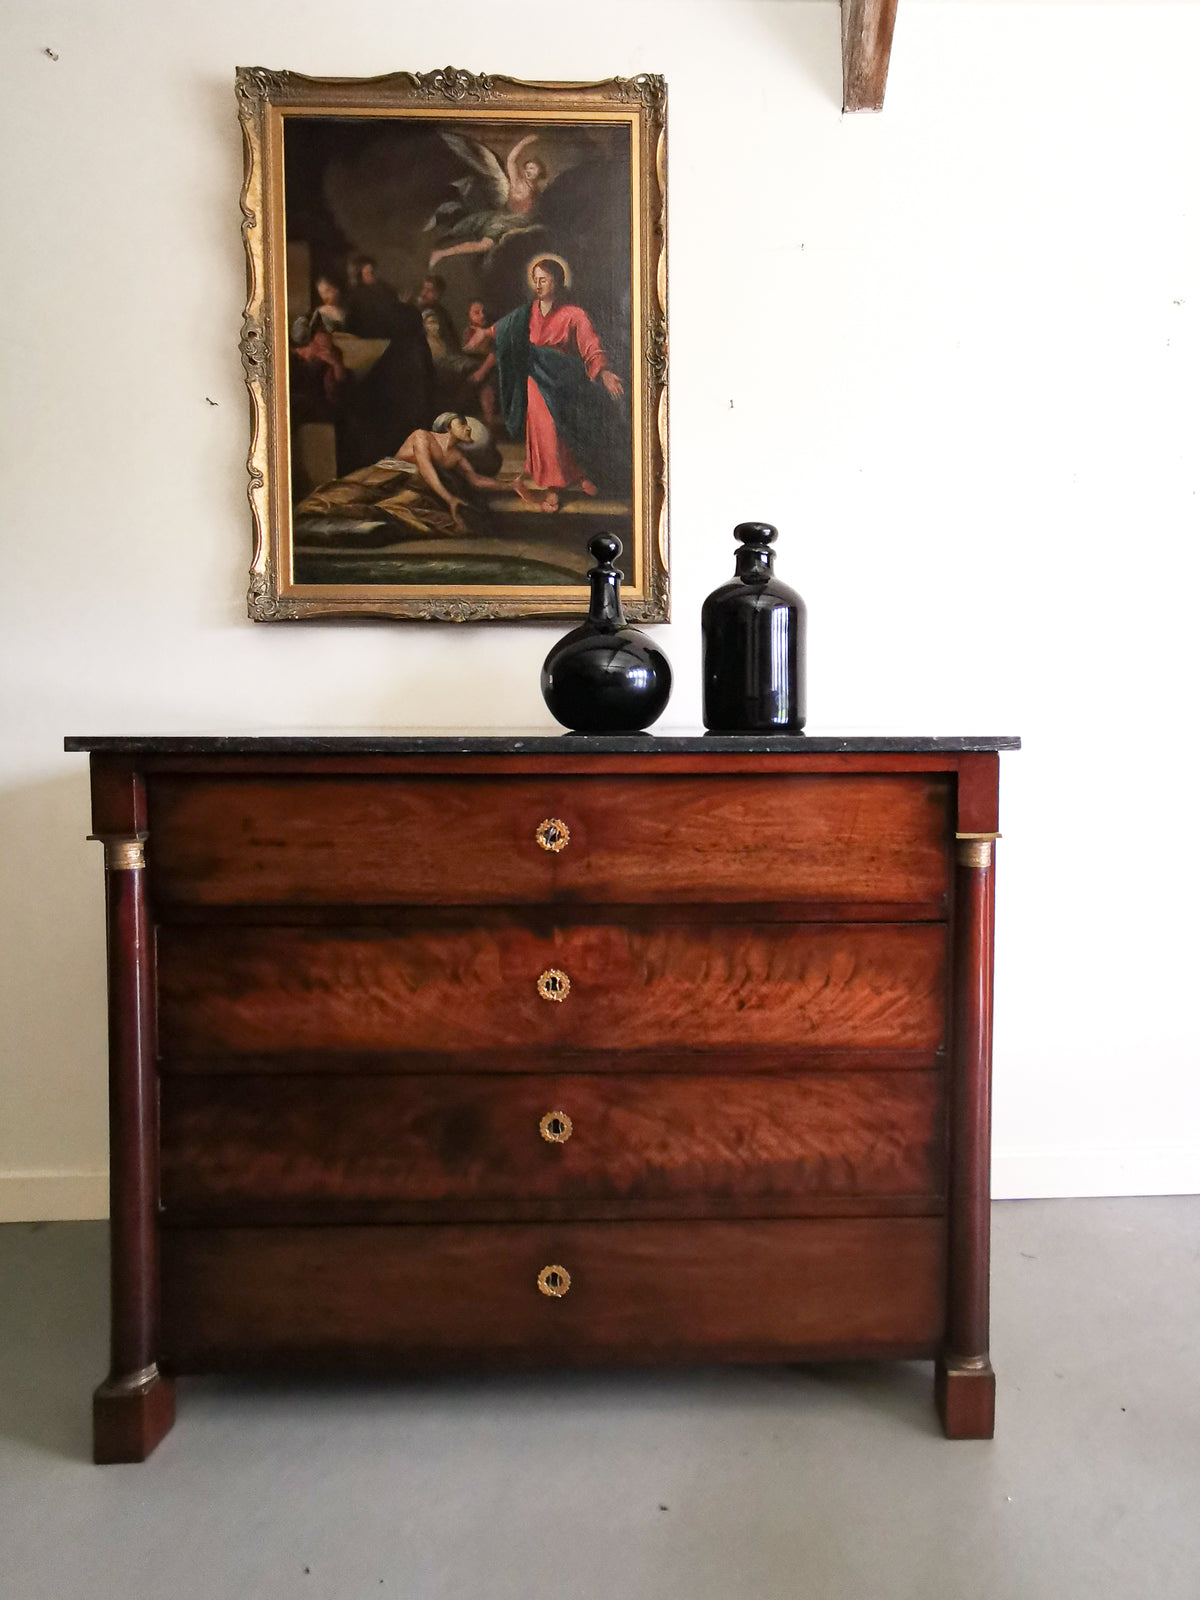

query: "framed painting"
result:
(236, 66), (668, 622)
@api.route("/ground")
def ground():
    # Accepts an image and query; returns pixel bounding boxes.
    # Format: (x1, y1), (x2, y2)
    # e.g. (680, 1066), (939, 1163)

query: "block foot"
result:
(936, 1356), (995, 1439)
(93, 1366), (176, 1463)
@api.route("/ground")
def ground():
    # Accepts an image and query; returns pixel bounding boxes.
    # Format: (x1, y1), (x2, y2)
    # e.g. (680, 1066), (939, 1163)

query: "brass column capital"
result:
(89, 834), (148, 871)
(955, 832), (1000, 869)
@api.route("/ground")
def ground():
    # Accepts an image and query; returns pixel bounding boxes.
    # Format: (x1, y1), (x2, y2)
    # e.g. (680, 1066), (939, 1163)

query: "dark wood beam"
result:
(842, 0), (898, 112)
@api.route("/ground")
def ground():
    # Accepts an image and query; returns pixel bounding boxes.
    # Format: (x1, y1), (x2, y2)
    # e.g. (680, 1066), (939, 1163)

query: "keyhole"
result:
(540, 1109), (573, 1143)
(537, 968), (570, 1003)
(537, 1262), (571, 1296)
(536, 818), (570, 853)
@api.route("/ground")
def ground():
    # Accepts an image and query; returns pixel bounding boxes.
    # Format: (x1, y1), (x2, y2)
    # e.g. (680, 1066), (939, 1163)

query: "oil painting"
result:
(237, 68), (668, 621)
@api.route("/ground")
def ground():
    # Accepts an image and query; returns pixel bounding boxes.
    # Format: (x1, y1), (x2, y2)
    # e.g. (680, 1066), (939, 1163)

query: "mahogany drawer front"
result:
(146, 773), (951, 910)
(157, 921), (947, 1058)
(159, 1217), (946, 1369)
(158, 1070), (946, 1221)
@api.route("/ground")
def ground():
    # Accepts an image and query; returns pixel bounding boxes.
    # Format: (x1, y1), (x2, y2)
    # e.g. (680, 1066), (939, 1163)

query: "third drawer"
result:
(158, 1069), (946, 1223)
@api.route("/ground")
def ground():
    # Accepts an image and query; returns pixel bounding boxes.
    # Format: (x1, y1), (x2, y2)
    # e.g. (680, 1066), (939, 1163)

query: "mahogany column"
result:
(936, 831), (998, 1439)
(90, 762), (175, 1463)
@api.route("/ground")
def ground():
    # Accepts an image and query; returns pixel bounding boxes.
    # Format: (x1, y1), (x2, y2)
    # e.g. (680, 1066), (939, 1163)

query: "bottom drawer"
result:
(159, 1218), (946, 1369)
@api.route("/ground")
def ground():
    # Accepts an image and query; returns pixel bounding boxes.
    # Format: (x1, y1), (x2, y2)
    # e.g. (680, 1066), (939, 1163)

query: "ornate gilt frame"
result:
(236, 66), (668, 623)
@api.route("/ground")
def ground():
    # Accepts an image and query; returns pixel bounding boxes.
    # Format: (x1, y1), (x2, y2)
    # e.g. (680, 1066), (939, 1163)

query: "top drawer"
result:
(147, 773), (951, 911)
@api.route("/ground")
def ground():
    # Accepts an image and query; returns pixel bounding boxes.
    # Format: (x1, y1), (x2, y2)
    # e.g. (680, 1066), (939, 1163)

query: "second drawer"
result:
(159, 1070), (945, 1222)
(157, 921), (947, 1059)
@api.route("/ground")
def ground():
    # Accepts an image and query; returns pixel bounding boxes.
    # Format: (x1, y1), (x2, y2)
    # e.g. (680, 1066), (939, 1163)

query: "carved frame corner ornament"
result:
(614, 73), (667, 113)
(235, 66), (669, 625)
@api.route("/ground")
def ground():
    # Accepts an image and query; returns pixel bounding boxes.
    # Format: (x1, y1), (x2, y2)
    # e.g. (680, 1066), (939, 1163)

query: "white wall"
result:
(1, 0), (1197, 1218)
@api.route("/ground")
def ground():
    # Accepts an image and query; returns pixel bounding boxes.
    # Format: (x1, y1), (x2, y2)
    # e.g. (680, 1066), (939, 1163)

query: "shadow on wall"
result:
(0, 769), (109, 1190)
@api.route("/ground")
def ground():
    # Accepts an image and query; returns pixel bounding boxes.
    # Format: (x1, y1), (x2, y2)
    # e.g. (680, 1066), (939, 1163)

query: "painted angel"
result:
(425, 133), (548, 268)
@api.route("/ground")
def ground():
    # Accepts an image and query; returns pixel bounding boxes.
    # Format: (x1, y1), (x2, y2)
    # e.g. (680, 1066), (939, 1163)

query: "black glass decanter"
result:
(541, 534), (672, 734)
(701, 521), (806, 733)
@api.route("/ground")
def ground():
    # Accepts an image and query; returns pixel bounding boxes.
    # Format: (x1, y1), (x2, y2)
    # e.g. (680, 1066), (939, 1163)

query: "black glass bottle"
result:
(701, 521), (806, 733)
(541, 534), (672, 734)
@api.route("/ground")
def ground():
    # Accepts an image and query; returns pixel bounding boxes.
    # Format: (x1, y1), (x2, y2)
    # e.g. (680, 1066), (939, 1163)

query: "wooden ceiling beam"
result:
(841, 0), (899, 113)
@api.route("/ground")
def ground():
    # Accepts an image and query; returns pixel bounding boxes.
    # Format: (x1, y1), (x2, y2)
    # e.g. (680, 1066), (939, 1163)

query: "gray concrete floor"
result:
(1, 1198), (1197, 1600)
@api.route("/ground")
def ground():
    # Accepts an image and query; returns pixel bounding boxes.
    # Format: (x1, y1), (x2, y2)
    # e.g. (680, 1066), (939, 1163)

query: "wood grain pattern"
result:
(147, 774), (951, 910)
(157, 922), (948, 1057)
(842, 0), (899, 112)
(158, 1070), (945, 1220)
(159, 1217), (947, 1369)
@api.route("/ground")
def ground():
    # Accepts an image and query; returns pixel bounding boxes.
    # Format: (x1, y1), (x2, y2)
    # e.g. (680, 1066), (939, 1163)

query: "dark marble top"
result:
(65, 731), (1020, 755)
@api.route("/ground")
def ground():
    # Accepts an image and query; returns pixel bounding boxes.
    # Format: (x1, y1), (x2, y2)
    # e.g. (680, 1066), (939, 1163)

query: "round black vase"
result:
(701, 521), (807, 733)
(541, 534), (672, 734)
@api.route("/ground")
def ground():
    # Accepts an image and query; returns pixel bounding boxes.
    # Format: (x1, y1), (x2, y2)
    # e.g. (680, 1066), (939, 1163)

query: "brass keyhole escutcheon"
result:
(537, 1264), (571, 1298)
(540, 1110), (573, 1144)
(535, 818), (570, 854)
(537, 968), (571, 1003)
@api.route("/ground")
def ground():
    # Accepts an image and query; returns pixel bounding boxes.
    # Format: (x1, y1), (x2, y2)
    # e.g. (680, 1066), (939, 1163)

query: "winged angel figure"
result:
(425, 132), (549, 268)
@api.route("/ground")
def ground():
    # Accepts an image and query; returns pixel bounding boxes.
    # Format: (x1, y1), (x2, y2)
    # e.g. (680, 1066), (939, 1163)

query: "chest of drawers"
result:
(67, 733), (1017, 1461)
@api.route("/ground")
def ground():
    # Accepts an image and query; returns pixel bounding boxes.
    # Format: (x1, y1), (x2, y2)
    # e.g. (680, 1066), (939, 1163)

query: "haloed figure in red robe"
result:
(493, 256), (625, 512)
